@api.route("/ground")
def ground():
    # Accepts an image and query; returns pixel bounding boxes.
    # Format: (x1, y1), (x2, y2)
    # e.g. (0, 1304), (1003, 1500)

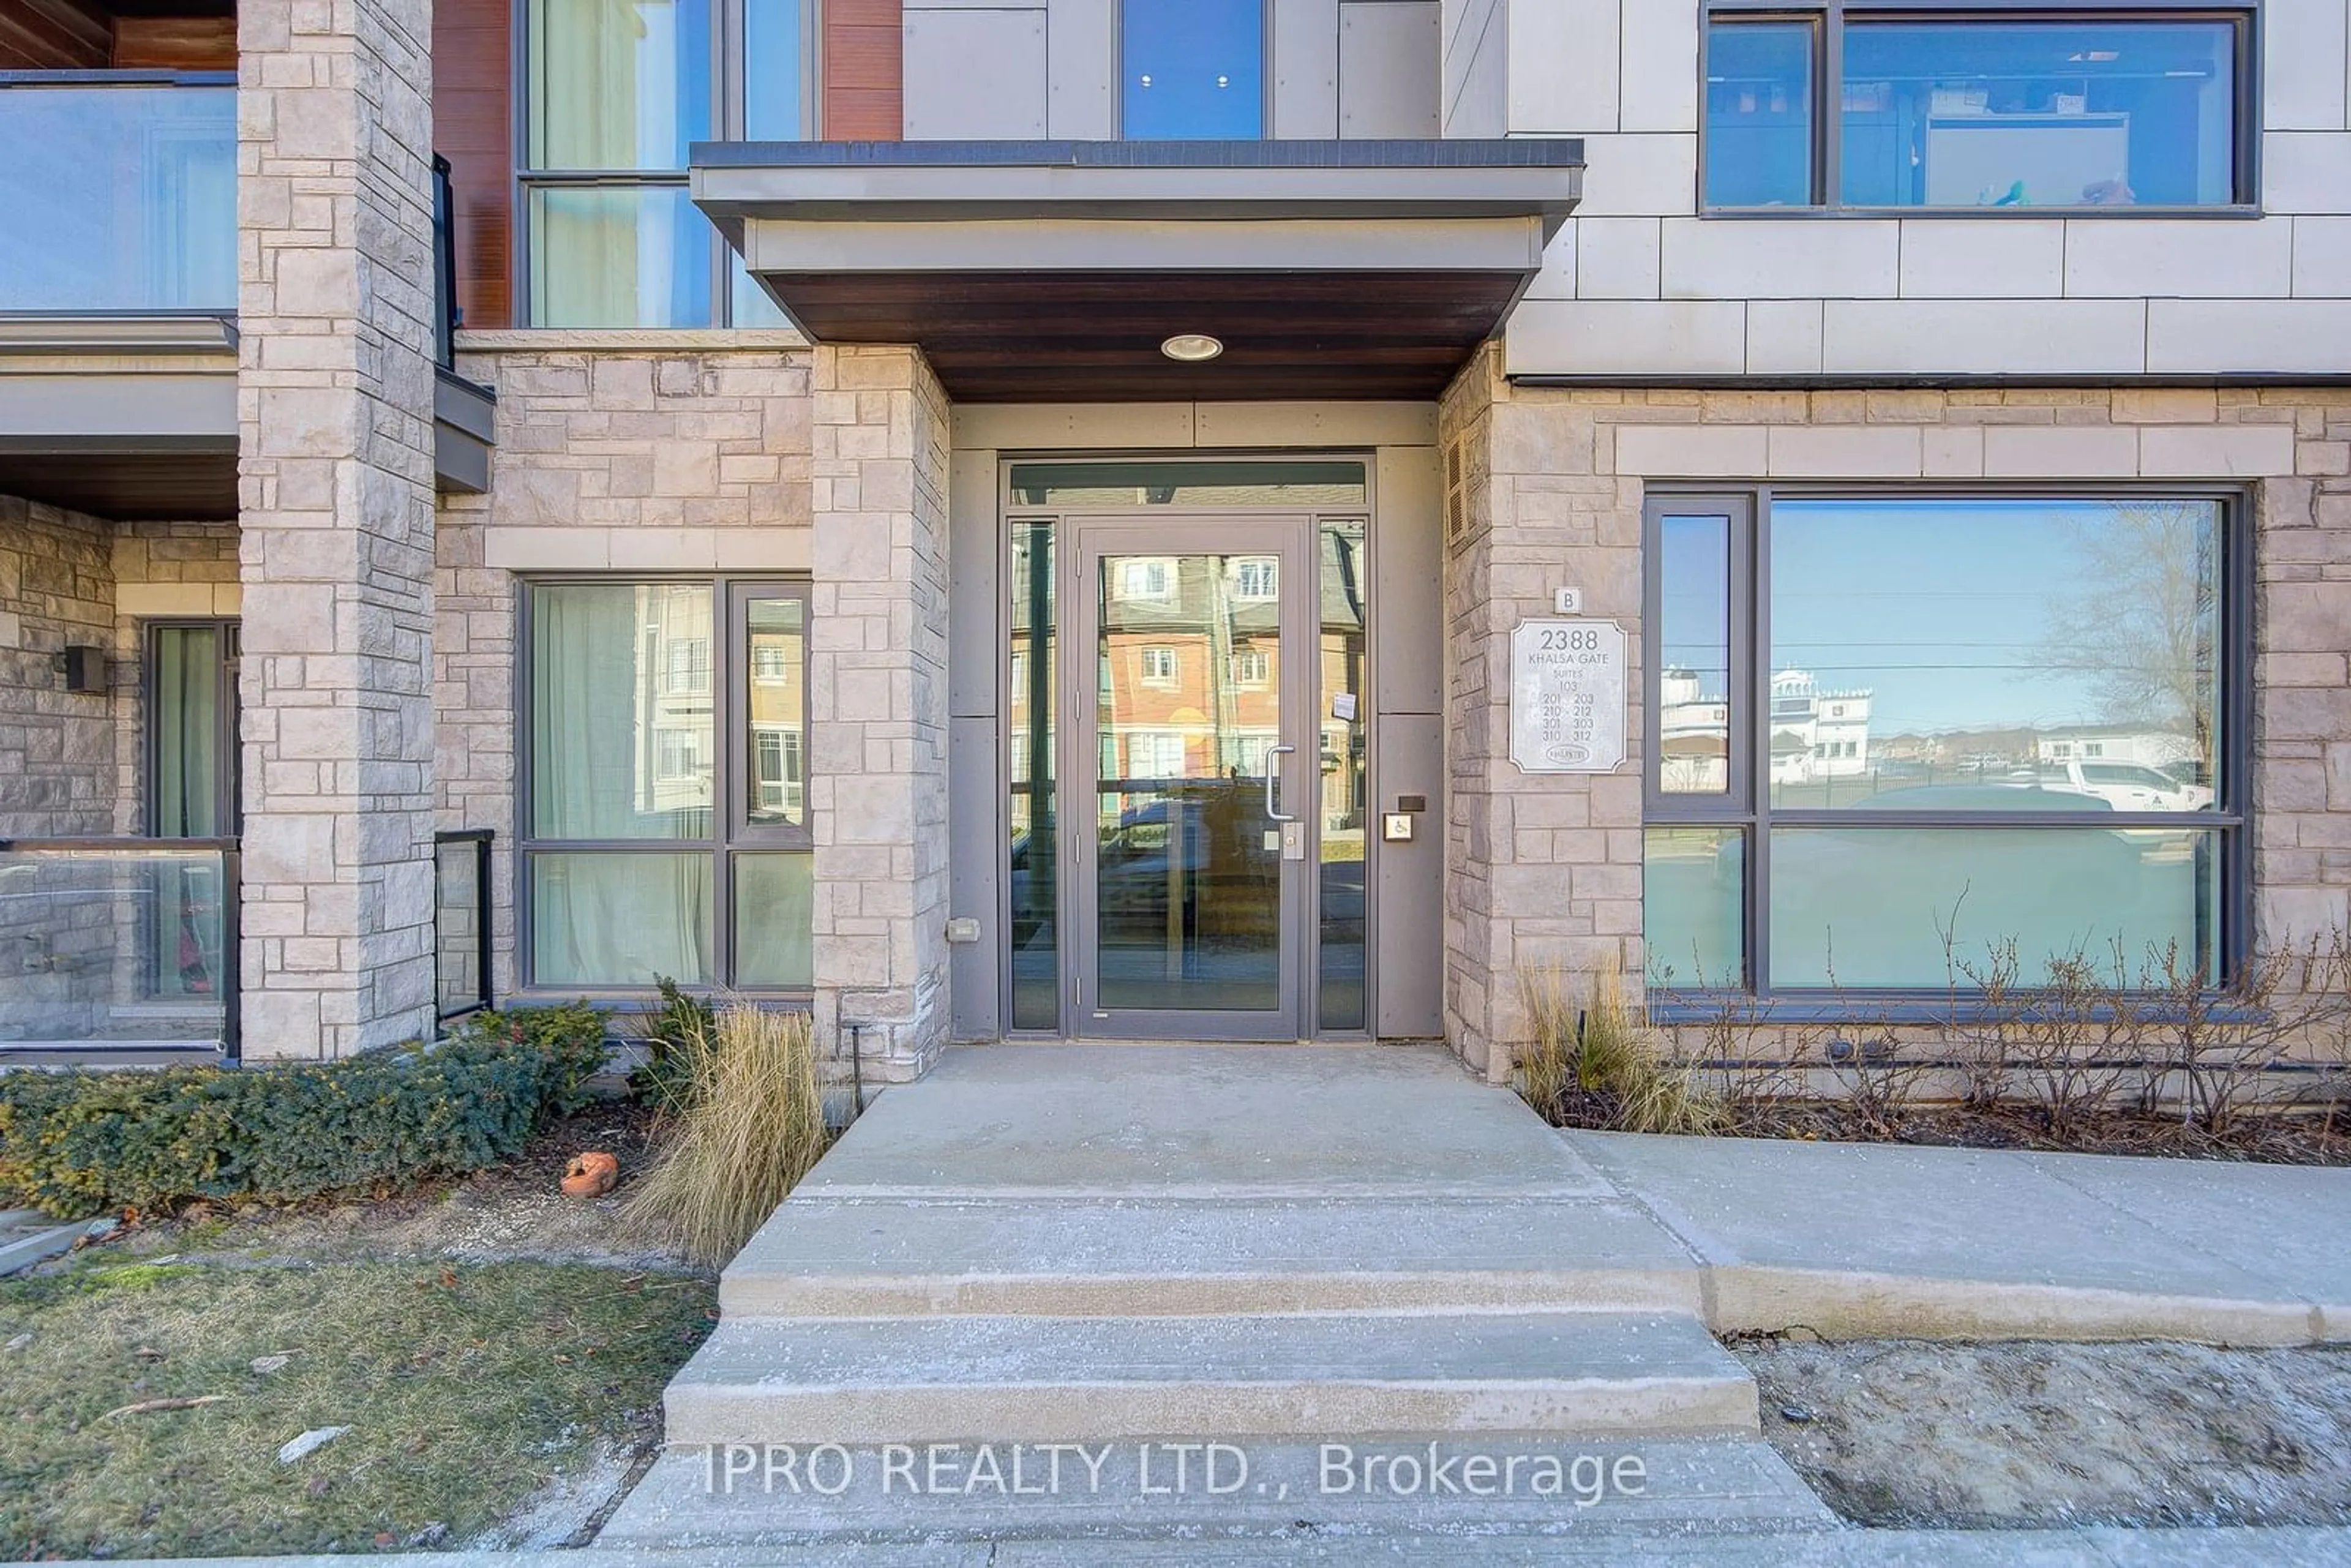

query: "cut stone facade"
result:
(234, 0), (440, 1058)
(807, 345), (953, 1079)
(0, 498), (117, 838)
(1440, 345), (2351, 1078)
(433, 339), (819, 1000)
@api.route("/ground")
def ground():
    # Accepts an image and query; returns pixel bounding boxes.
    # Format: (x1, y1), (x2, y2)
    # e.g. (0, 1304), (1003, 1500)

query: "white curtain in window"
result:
(530, 585), (714, 987)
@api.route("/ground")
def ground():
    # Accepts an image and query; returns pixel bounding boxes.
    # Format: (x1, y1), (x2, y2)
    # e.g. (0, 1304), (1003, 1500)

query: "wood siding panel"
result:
(111, 16), (236, 69)
(825, 0), (902, 139)
(432, 0), (514, 328)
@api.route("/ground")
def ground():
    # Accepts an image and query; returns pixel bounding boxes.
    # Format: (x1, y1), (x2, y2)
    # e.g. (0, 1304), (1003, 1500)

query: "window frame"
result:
(1698, 1), (2262, 218)
(512, 0), (820, 326)
(515, 574), (814, 999)
(1641, 484), (2253, 1009)
(142, 617), (242, 840)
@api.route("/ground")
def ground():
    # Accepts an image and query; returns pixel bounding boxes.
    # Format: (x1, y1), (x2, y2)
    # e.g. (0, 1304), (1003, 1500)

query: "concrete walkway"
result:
(591, 1042), (2350, 1551)
(32, 1527), (2351, 1565)
(1572, 1128), (2351, 1343)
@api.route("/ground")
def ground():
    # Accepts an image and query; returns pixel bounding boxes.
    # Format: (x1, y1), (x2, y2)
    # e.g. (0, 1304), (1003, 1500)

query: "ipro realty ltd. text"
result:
(702, 1442), (1650, 1505)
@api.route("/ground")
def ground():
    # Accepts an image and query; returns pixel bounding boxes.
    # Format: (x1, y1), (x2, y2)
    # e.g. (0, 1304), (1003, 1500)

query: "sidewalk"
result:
(1570, 1128), (2351, 1343)
(25, 1525), (2351, 1565)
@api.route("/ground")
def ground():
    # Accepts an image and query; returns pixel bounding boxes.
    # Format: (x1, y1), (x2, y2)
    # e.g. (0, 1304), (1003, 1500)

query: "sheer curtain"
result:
(530, 585), (714, 986)
(528, 0), (702, 324)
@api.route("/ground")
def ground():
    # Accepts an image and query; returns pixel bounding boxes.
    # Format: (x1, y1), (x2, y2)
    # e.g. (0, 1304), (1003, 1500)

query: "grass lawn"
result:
(0, 1256), (716, 1559)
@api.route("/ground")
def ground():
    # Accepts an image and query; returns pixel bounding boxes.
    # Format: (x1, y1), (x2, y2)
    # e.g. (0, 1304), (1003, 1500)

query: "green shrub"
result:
(626, 976), (718, 1117)
(0, 1003), (612, 1218)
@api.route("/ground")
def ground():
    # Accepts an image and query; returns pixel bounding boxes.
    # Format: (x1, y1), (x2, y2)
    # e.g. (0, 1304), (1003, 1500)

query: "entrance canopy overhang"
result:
(691, 140), (1583, 403)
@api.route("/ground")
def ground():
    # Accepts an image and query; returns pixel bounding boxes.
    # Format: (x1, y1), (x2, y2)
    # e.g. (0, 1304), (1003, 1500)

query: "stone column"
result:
(1440, 347), (1646, 1082)
(234, 0), (439, 1058)
(808, 345), (953, 1078)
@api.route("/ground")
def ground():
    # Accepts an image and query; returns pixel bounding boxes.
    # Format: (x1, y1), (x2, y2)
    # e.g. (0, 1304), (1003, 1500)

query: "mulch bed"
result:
(1547, 1089), (2351, 1165)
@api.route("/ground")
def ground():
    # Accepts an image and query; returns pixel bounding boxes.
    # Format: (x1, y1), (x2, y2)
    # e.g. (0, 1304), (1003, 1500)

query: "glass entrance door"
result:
(1066, 519), (1312, 1038)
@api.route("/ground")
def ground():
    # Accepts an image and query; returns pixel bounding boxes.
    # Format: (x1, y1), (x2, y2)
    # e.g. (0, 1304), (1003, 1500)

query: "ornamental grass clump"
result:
(621, 1000), (829, 1267)
(1517, 960), (1726, 1137)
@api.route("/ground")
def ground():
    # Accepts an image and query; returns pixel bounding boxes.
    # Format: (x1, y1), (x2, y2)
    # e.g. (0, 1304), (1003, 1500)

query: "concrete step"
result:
(593, 1435), (1832, 1548)
(720, 1196), (1706, 1319)
(662, 1311), (1758, 1448)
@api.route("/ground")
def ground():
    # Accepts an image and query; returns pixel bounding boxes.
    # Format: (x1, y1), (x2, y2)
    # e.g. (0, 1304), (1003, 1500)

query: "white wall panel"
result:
(1661, 216), (1898, 300)
(904, 10), (1048, 139)
(2063, 218), (2295, 299)
(1046, 0), (1115, 138)
(1617, 0), (1698, 133)
(1897, 220), (2064, 300)
(1273, 0), (1341, 138)
(1504, 299), (1747, 377)
(1340, 2), (1441, 137)
(1507, 0), (1618, 133)
(1821, 299), (2148, 375)
(2263, 0), (2351, 131)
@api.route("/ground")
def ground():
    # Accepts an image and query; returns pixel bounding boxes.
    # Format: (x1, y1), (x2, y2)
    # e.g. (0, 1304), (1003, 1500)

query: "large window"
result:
(522, 0), (807, 326)
(523, 580), (812, 992)
(1644, 493), (2241, 999)
(1122, 0), (1265, 139)
(1704, 6), (2251, 211)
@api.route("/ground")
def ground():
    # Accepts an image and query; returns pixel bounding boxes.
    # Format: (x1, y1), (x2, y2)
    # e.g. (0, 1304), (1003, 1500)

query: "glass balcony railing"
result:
(0, 74), (236, 314)
(0, 839), (237, 1055)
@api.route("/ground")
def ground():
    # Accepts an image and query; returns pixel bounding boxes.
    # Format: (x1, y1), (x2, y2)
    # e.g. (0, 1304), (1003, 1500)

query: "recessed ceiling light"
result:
(1161, 333), (1224, 362)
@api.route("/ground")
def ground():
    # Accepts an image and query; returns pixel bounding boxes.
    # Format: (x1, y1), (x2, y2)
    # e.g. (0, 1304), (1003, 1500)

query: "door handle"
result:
(1264, 744), (1298, 822)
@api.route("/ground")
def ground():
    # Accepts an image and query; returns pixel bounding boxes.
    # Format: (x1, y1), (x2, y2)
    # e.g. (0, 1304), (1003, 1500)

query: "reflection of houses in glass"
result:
(748, 601), (806, 825)
(1768, 670), (1873, 784)
(637, 584), (714, 820)
(1099, 554), (1283, 807)
(2034, 724), (2197, 770)
(1658, 667), (1731, 793)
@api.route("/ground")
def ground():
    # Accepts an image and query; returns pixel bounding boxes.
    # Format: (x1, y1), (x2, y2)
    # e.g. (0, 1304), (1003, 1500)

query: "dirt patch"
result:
(1737, 1338), (2351, 1528)
(99, 1101), (691, 1272)
(1547, 1091), (2351, 1166)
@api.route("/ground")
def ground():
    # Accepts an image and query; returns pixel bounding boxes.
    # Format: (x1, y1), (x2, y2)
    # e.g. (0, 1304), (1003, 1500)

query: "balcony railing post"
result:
(433, 828), (495, 1024)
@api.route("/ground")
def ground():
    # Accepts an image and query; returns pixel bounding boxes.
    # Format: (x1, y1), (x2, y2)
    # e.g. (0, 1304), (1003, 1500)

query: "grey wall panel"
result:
(948, 716), (1004, 1040)
(1271, 0), (1340, 139)
(948, 446), (1003, 1039)
(1374, 443), (1444, 718)
(1047, 0), (1115, 138)
(1374, 713), (1444, 1038)
(1340, 2), (1440, 139)
(1373, 442), (1444, 1038)
(948, 448), (1000, 720)
(906, 9), (1049, 140)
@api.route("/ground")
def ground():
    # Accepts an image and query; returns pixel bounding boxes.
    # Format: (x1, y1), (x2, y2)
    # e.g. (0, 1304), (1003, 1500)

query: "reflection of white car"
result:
(2039, 759), (2212, 812)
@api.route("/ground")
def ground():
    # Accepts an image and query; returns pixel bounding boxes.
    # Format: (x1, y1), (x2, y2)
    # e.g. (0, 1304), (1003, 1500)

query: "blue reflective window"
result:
(744, 0), (807, 140)
(1122, 0), (1264, 140)
(1705, 21), (1816, 208)
(1842, 20), (2239, 208)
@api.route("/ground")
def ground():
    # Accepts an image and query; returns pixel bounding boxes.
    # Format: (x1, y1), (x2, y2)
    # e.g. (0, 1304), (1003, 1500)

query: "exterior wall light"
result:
(1161, 334), (1224, 362)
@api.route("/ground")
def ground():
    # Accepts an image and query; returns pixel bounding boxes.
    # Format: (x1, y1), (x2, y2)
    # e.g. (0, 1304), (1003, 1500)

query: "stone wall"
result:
(434, 337), (818, 1002)
(807, 345), (953, 1078)
(0, 497), (116, 838)
(235, 0), (440, 1058)
(1440, 346), (2351, 1078)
